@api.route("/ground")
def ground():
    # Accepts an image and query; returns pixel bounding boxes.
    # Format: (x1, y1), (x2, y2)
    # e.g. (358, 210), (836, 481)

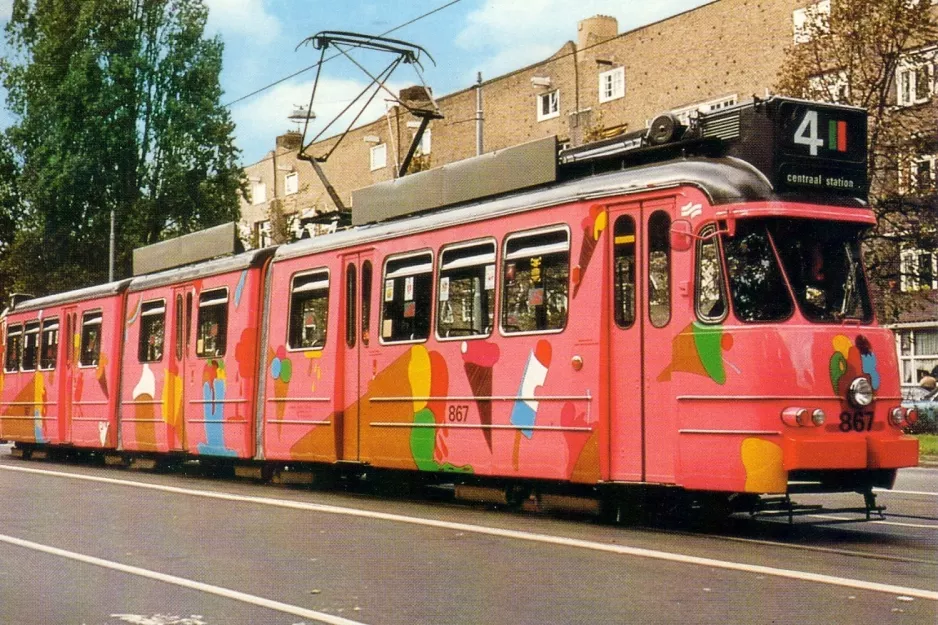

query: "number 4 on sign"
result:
(794, 110), (825, 156)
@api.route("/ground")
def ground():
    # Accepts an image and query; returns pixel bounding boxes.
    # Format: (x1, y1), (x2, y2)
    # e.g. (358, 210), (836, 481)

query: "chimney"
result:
(578, 15), (618, 49)
(276, 131), (302, 151)
(398, 85), (433, 105)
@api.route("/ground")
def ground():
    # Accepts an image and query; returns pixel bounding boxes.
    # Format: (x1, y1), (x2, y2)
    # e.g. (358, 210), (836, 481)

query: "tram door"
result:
(167, 288), (190, 451)
(339, 251), (374, 462)
(607, 204), (644, 481)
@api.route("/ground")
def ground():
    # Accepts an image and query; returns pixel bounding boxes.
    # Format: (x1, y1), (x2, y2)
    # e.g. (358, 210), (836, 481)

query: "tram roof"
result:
(9, 279), (132, 314)
(275, 156), (781, 263)
(127, 247), (275, 293)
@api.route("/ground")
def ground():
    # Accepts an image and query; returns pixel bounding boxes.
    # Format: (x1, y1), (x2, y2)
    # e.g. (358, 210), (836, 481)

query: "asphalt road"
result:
(0, 445), (935, 625)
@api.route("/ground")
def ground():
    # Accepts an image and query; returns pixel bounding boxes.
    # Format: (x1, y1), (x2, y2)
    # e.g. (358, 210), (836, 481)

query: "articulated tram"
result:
(0, 97), (919, 515)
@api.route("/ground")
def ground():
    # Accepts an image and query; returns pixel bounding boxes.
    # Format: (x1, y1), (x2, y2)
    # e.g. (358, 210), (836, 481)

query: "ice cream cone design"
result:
(510, 340), (552, 470)
(461, 340), (500, 452)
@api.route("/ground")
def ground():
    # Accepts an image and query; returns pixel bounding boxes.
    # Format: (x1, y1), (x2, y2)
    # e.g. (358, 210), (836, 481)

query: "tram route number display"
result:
(839, 410), (875, 433)
(768, 100), (868, 197)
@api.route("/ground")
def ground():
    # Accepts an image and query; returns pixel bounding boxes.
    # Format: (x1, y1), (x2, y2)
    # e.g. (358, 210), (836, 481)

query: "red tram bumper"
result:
(782, 435), (919, 470)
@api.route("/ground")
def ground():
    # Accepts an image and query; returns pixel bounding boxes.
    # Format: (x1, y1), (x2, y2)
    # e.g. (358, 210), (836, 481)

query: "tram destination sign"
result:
(719, 97), (868, 201)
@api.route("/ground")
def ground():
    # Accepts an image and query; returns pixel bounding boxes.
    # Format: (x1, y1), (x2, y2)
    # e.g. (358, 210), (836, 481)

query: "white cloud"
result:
(231, 75), (407, 165)
(457, 0), (710, 79)
(203, 0), (281, 44)
(0, 0), (12, 21)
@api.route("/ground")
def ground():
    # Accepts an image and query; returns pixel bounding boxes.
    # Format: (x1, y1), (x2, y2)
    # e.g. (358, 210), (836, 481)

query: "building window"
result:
(80, 311), (103, 367)
(254, 220), (271, 248)
(793, 0), (830, 44)
(897, 328), (938, 397)
(537, 90), (560, 122)
(4, 324), (22, 372)
(40, 318), (59, 370)
(138, 300), (166, 363)
(910, 154), (936, 193)
(196, 288), (228, 358)
(289, 270), (329, 350)
(284, 172), (299, 195)
(598, 67), (625, 103)
(808, 71), (850, 104)
(370, 143), (387, 171)
(437, 240), (496, 340)
(21, 321), (39, 371)
(897, 57), (935, 106)
(251, 181), (267, 205)
(381, 251), (433, 343)
(501, 226), (569, 334)
(900, 249), (938, 292)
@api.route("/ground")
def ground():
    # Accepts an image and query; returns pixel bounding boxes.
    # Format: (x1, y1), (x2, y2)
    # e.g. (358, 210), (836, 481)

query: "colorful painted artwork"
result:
(573, 206), (607, 297)
(510, 339), (552, 470)
(460, 340), (500, 451)
(198, 358), (236, 456)
(829, 334), (880, 395)
(658, 322), (734, 384)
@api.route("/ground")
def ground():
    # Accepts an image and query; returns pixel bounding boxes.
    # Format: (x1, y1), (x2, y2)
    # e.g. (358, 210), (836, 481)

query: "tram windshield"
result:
(721, 219), (873, 323)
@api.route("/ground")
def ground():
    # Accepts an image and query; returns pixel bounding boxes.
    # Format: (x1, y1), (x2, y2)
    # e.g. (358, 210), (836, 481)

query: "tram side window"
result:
(381, 252), (433, 343)
(362, 261), (372, 346)
(696, 226), (728, 323)
(289, 270), (329, 350)
(5, 324), (22, 372)
(346, 264), (357, 348)
(80, 311), (103, 367)
(614, 217), (636, 328)
(437, 241), (496, 339)
(196, 288), (228, 358)
(138, 300), (166, 362)
(648, 211), (671, 328)
(21, 321), (40, 371)
(502, 227), (570, 334)
(40, 318), (59, 370)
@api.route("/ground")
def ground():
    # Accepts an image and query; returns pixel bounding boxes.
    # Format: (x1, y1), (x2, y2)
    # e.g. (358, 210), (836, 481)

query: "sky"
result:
(0, 0), (713, 165)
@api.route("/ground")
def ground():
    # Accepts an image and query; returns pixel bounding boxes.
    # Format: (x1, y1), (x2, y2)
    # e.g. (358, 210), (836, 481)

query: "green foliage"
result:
(0, 0), (244, 301)
(916, 434), (938, 457)
(775, 0), (938, 323)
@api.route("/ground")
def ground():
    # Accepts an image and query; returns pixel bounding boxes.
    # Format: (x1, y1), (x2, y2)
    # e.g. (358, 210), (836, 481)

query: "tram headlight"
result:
(811, 409), (826, 426)
(889, 407), (907, 427)
(847, 377), (873, 407)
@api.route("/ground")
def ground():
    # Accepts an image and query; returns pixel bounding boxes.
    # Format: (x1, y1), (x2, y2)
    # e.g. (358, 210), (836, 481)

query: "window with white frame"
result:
(254, 220), (271, 248)
(897, 53), (936, 106)
(537, 90), (560, 122)
(897, 327), (938, 397)
(808, 71), (850, 103)
(416, 128), (432, 155)
(284, 172), (298, 195)
(370, 143), (387, 171)
(671, 95), (738, 126)
(598, 67), (625, 103)
(793, 0), (830, 44)
(251, 180), (267, 205)
(900, 248), (937, 292)
(912, 154), (936, 192)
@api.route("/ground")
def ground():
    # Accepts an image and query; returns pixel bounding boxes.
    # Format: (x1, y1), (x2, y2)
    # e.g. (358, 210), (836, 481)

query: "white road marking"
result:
(0, 532), (367, 625)
(3, 464), (937, 602)
(874, 489), (938, 497)
(808, 514), (938, 529)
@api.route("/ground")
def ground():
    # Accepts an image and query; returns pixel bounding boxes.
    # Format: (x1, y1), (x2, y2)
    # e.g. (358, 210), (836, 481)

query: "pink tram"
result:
(0, 97), (919, 516)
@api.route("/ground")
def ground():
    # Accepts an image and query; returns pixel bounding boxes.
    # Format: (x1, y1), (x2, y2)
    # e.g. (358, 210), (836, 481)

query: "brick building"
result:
(238, 0), (937, 396)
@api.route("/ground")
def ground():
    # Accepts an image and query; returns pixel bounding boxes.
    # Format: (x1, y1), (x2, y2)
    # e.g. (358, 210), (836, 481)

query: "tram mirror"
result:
(670, 220), (694, 251)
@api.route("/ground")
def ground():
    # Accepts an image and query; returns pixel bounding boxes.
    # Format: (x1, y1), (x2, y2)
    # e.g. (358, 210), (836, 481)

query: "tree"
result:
(775, 0), (938, 322)
(0, 0), (244, 297)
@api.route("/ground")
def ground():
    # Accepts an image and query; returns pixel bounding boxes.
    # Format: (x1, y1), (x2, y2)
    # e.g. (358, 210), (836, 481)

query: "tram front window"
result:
(769, 220), (872, 323)
(721, 219), (873, 324)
